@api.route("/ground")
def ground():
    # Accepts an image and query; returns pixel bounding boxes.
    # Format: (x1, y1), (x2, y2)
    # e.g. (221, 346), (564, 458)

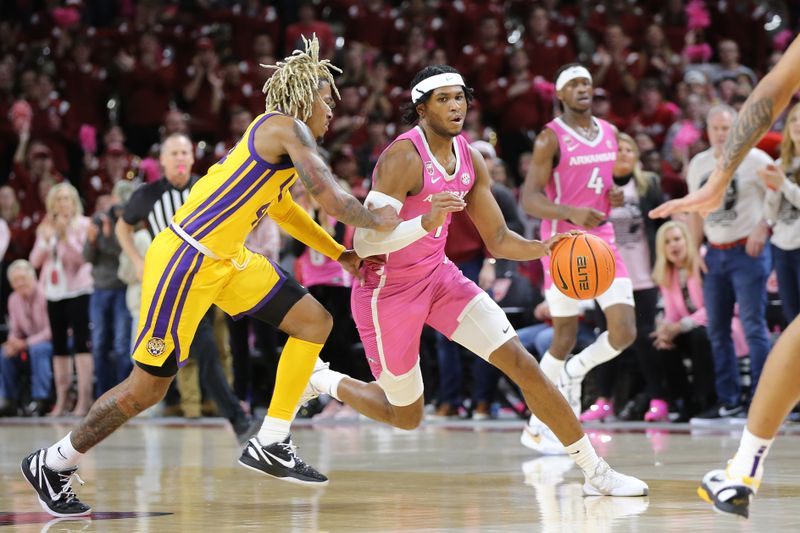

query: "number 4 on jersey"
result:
(587, 166), (604, 195)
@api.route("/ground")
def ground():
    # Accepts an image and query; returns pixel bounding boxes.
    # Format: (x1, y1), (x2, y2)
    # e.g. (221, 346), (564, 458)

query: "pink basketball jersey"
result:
(367, 126), (476, 281)
(540, 116), (618, 240)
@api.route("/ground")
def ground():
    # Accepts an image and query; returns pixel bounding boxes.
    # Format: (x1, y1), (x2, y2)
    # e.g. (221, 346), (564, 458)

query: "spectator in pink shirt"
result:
(0, 259), (53, 417)
(30, 183), (94, 417)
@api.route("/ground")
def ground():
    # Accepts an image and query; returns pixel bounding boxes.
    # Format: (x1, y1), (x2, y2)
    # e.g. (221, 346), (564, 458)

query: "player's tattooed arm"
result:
(289, 121), (400, 231)
(720, 98), (774, 174)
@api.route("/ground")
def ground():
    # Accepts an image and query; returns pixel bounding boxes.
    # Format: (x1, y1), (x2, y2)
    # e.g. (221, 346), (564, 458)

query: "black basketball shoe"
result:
(21, 449), (91, 517)
(238, 435), (329, 486)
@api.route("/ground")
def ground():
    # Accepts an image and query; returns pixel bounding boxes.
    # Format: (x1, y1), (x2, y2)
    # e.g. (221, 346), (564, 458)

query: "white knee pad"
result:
(377, 364), (424, 407)
(450, 293), (516, 361)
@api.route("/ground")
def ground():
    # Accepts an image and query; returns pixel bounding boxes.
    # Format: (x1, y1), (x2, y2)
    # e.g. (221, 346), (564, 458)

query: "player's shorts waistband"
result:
(169, 223), (222, 260)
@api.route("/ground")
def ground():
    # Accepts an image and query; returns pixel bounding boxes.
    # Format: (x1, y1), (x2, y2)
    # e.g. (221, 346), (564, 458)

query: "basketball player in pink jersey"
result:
(302, 65), (647, 496)
(520, 63), (636, 454)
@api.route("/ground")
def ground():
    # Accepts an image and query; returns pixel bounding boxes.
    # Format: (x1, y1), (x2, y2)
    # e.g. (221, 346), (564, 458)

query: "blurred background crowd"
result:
(1, 0), (799, 429)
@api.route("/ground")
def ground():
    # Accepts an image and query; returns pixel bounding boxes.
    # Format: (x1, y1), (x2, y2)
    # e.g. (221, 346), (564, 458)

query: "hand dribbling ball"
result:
(550, 233), (615, 300)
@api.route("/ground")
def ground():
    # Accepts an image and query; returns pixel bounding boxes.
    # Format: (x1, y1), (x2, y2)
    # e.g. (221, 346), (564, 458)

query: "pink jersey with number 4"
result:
(365, 125), (476, 282)
(540, 116), (618, 240)
(539, 116), (629, 287)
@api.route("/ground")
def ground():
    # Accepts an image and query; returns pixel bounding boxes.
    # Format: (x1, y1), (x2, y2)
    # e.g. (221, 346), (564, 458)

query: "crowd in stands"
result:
(1, 0), (799, 425)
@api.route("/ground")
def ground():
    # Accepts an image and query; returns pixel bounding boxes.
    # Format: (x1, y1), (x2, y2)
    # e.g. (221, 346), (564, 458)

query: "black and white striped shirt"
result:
(122, 175), (199, 239)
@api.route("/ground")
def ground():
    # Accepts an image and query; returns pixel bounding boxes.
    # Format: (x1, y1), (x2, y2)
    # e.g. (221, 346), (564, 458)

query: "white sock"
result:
(256, 416), (291, 445)
(45, 433), (83, 471)
(318, 368), (346, 402)
(728, 426), (774, 480)
(539, 351), (565, 384)
(566, 331), (620, 378)
(565, 434), (601, 474)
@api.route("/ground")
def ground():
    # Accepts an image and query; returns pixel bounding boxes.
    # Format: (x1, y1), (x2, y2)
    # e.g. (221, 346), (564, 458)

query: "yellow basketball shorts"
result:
(132, 229), (302, 371)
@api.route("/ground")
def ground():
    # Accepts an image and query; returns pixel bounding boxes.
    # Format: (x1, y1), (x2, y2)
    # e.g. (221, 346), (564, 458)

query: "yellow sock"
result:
(266, 337), (323, 421)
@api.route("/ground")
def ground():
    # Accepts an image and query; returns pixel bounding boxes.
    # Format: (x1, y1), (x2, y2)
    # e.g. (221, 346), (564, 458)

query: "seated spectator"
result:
(0, 259), (53, 417)
(650, 221), (741, 421)
(29, 183), (93, 417)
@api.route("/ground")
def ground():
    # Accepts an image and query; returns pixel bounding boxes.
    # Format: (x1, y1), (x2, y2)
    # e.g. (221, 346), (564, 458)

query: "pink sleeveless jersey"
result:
(540, 116), (618, 241)
(365, 126), (476, 282)
(540, 116), (629, 288)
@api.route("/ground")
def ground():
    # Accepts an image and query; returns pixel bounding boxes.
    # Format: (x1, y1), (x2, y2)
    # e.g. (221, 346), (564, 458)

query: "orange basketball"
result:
(549, 233), (616, 300)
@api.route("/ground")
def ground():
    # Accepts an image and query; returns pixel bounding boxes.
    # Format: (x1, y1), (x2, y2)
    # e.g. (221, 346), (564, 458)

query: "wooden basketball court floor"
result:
(2, 418), (800, 532)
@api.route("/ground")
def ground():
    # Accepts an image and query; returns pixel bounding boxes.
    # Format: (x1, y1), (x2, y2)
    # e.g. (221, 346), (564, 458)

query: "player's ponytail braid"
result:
(261, 34), (341, 121)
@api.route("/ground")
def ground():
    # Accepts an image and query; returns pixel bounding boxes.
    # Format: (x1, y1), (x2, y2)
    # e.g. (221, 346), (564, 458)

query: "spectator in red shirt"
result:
(284, 2), (335, 60)
(26, 73), (76, 177)
(115, 32), (177, 156)
(585, 0), (650, 49)
(81, 143), (133, 215)
(591, 87), (626, 131)
(325, 83), (369, 153)
(204, 107), (252, 174)
(332, 145), (368, 201)
(592, 24), (644, 118)
(391, 25), (433, 89)
(345, 0), (394, 53)
(182, 37), (224, 144)
(0, 62), (15, 179)
(628, 78), (680, 148)
(489, 49), (549, 176)
(59, 37), (109, 131)
(362, 57), (398, 122)
(9, 136), (64, 217)
(220, 58), (266, 120)
(641, 24), (683, 92)
(356, 113), (390, 179)
(459, 17), (507, 102)
(0, 186), (37, 264)
(654, 0), (689, 52)
(523, 5), (576, 82)
(210, 0), (281, 61)
(238, 33), (276, 88)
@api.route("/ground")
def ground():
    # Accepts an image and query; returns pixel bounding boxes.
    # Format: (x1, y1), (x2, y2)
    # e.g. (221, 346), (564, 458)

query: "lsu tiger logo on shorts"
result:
(146, 337), (166, 356)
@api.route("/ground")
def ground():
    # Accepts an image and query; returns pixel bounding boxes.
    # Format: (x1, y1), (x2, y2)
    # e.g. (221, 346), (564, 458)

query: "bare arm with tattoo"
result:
(651, 35), (800, 219)
(253, 115), (400, 231)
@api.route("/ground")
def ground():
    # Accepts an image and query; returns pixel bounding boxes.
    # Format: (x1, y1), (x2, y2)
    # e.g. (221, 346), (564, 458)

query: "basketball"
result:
(550, 233), (616, 300)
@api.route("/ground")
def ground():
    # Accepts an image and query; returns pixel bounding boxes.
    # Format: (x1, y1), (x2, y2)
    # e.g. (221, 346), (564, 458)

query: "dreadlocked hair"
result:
(261, 34), (341, 121)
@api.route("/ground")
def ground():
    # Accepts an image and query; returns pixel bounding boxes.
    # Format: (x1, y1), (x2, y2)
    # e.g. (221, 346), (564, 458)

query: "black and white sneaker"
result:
(690, 403), (744, 425)
(238, 435), (329, 486)
(21, 449), (91, 517)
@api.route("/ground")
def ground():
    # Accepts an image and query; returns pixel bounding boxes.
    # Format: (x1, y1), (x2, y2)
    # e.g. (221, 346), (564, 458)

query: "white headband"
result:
(411, 73), (466, 103)
(555, 66), (592, 91)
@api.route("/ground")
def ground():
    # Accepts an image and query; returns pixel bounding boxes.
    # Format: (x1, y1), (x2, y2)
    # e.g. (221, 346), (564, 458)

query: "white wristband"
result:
(354, 191), (429, 257)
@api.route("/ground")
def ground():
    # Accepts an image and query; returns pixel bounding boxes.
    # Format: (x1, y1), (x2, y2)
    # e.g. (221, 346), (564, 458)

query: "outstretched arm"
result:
(467, 146), (567, 261)
(650, 35), (800, 218)
(258, 116), (400, 231)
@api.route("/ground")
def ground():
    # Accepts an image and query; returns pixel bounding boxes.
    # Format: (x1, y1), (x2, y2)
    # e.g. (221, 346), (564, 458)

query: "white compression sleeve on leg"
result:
(353, 191), (429, 257)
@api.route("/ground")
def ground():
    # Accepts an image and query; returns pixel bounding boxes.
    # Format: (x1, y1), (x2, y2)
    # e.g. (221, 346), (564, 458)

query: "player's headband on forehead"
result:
(555, 66), (592, 91)
(411, 73), (466, 103)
